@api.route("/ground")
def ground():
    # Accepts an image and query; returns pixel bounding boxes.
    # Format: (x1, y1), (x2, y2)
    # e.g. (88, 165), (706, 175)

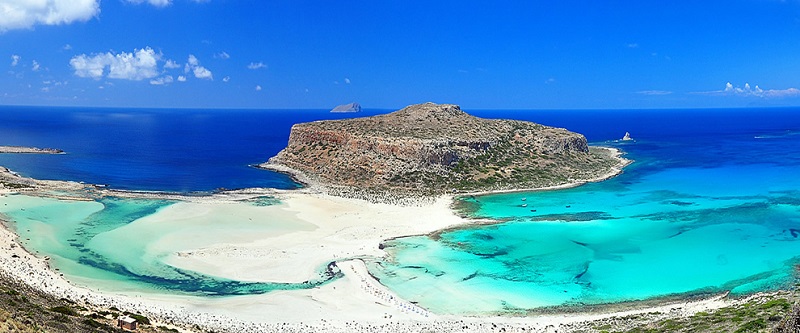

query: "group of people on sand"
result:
(349, 263), (431, 318)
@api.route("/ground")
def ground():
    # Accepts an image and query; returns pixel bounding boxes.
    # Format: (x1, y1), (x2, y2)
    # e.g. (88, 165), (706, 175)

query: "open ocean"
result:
(2, 105), (800, 313)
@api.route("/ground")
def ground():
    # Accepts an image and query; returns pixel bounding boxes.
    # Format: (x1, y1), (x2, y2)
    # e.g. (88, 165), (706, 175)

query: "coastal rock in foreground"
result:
(265, 103), (623, 198)
(330, 102), (362, 113)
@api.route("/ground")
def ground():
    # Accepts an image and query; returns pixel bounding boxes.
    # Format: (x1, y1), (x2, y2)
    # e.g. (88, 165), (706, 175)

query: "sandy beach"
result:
(0, 148), (761, 332)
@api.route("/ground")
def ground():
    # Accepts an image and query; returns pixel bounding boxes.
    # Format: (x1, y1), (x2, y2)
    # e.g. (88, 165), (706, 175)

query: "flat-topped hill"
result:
(264, 103), (624, 199)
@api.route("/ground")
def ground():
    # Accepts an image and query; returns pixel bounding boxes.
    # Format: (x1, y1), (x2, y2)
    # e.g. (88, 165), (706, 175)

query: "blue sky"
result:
(3, 1), (800, 110)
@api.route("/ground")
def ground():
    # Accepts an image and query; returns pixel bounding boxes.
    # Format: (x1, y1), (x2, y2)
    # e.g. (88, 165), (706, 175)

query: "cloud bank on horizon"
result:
(3, 1), (800, 109)
(695, 82), (800, 99)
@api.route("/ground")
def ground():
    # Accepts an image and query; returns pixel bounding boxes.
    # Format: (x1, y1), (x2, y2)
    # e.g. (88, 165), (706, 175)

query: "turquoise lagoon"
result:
(370, 133), (800, 315)
(0, 195), (339, 295)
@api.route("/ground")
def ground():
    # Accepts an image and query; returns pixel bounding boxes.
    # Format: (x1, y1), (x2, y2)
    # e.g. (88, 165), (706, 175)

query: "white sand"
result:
(0, 152), (760, 332)
(0, 189), (755, 333)
(163, 192), (465, 283)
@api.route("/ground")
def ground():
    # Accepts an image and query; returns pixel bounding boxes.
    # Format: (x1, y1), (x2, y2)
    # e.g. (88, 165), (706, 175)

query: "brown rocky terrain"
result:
(264, 102), (624, 199)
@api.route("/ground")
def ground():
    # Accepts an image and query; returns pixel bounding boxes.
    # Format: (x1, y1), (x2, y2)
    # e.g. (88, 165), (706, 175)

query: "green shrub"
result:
(49, 306), (77, 316)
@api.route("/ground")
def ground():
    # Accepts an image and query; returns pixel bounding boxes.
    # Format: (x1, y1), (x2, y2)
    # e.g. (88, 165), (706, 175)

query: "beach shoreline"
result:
(0, 146), (779, 333)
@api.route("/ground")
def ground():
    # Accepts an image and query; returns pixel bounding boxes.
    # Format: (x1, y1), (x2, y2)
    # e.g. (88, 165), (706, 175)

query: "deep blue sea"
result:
(2, 105), (800, 311)
(0, 106), (393, 192)
(2, 106), (799, 192)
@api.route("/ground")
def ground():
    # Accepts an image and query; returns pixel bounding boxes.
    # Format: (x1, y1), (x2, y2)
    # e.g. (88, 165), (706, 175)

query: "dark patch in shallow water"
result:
(770, 196), (800, 206)
(76, 254), (341, 296)
(574, 263), (589, 280)
(571, 240), (590, 248)
(531, 211), (614, 222)
(462, 271), (479, 281)
(642, 190), (702, 203)
(666, 200), (695, 206)
(474, 248), (509, 259)
(634, 202), (773, 224)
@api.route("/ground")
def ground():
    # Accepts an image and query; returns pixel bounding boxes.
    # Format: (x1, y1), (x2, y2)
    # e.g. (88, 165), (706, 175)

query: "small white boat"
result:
(521, 203), (528, 207)
(521, 197), (527, 201)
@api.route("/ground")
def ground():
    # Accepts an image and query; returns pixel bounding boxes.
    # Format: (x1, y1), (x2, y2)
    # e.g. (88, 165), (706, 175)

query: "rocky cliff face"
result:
(266, 103), (617, 196)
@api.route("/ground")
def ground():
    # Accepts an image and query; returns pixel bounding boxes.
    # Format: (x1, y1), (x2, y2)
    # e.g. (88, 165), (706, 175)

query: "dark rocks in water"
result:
(330, 102), (362, 113)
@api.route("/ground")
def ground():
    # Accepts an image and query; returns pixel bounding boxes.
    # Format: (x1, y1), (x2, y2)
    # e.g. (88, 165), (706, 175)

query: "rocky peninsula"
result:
(264, 102), (625, 200)
(0, 146), (63, 154)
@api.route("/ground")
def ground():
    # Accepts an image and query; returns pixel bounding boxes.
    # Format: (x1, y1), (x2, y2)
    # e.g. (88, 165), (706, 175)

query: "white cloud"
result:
(695, 82), (800, 98)
(255, 85), (262, 91)
(637, 90), (672, 96)
(222, 76), (230, 82)
(125, 0), (171, 7)
(627, 43), (639, 48)
(193, 66), (212, 79)
(62, 44), (72, 50)
(0, 0), (100, 32)
(344, 77), (351, 84)
(42, 80), (65, 86)
(163, 59), (180, 69)
(247, 62), (267, 70)
(150, 75), (173, 85)
(177, 75), (186, 82)
(545, 78), (556, 84)
(184, 54), (212, 80)
(215, 52), (230, 59)
(31, 60), (40, 71)
(10, 55), (20, 66)
(186, 55), (199, 68)
(70, 47), (161, 80)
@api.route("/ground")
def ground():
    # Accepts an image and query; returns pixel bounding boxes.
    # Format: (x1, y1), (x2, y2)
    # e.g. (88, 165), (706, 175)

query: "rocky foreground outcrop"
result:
(264, 103), (622, 198)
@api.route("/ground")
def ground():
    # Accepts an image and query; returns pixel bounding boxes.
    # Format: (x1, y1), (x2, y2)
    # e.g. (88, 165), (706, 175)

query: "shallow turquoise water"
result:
(0, 195), (339, 296)
(370, 136), (800, 314)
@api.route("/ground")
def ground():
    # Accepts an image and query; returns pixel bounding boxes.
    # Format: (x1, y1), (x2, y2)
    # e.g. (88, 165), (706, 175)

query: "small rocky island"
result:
(330, 102), (362, 113)
(264, 103), (624, 199)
